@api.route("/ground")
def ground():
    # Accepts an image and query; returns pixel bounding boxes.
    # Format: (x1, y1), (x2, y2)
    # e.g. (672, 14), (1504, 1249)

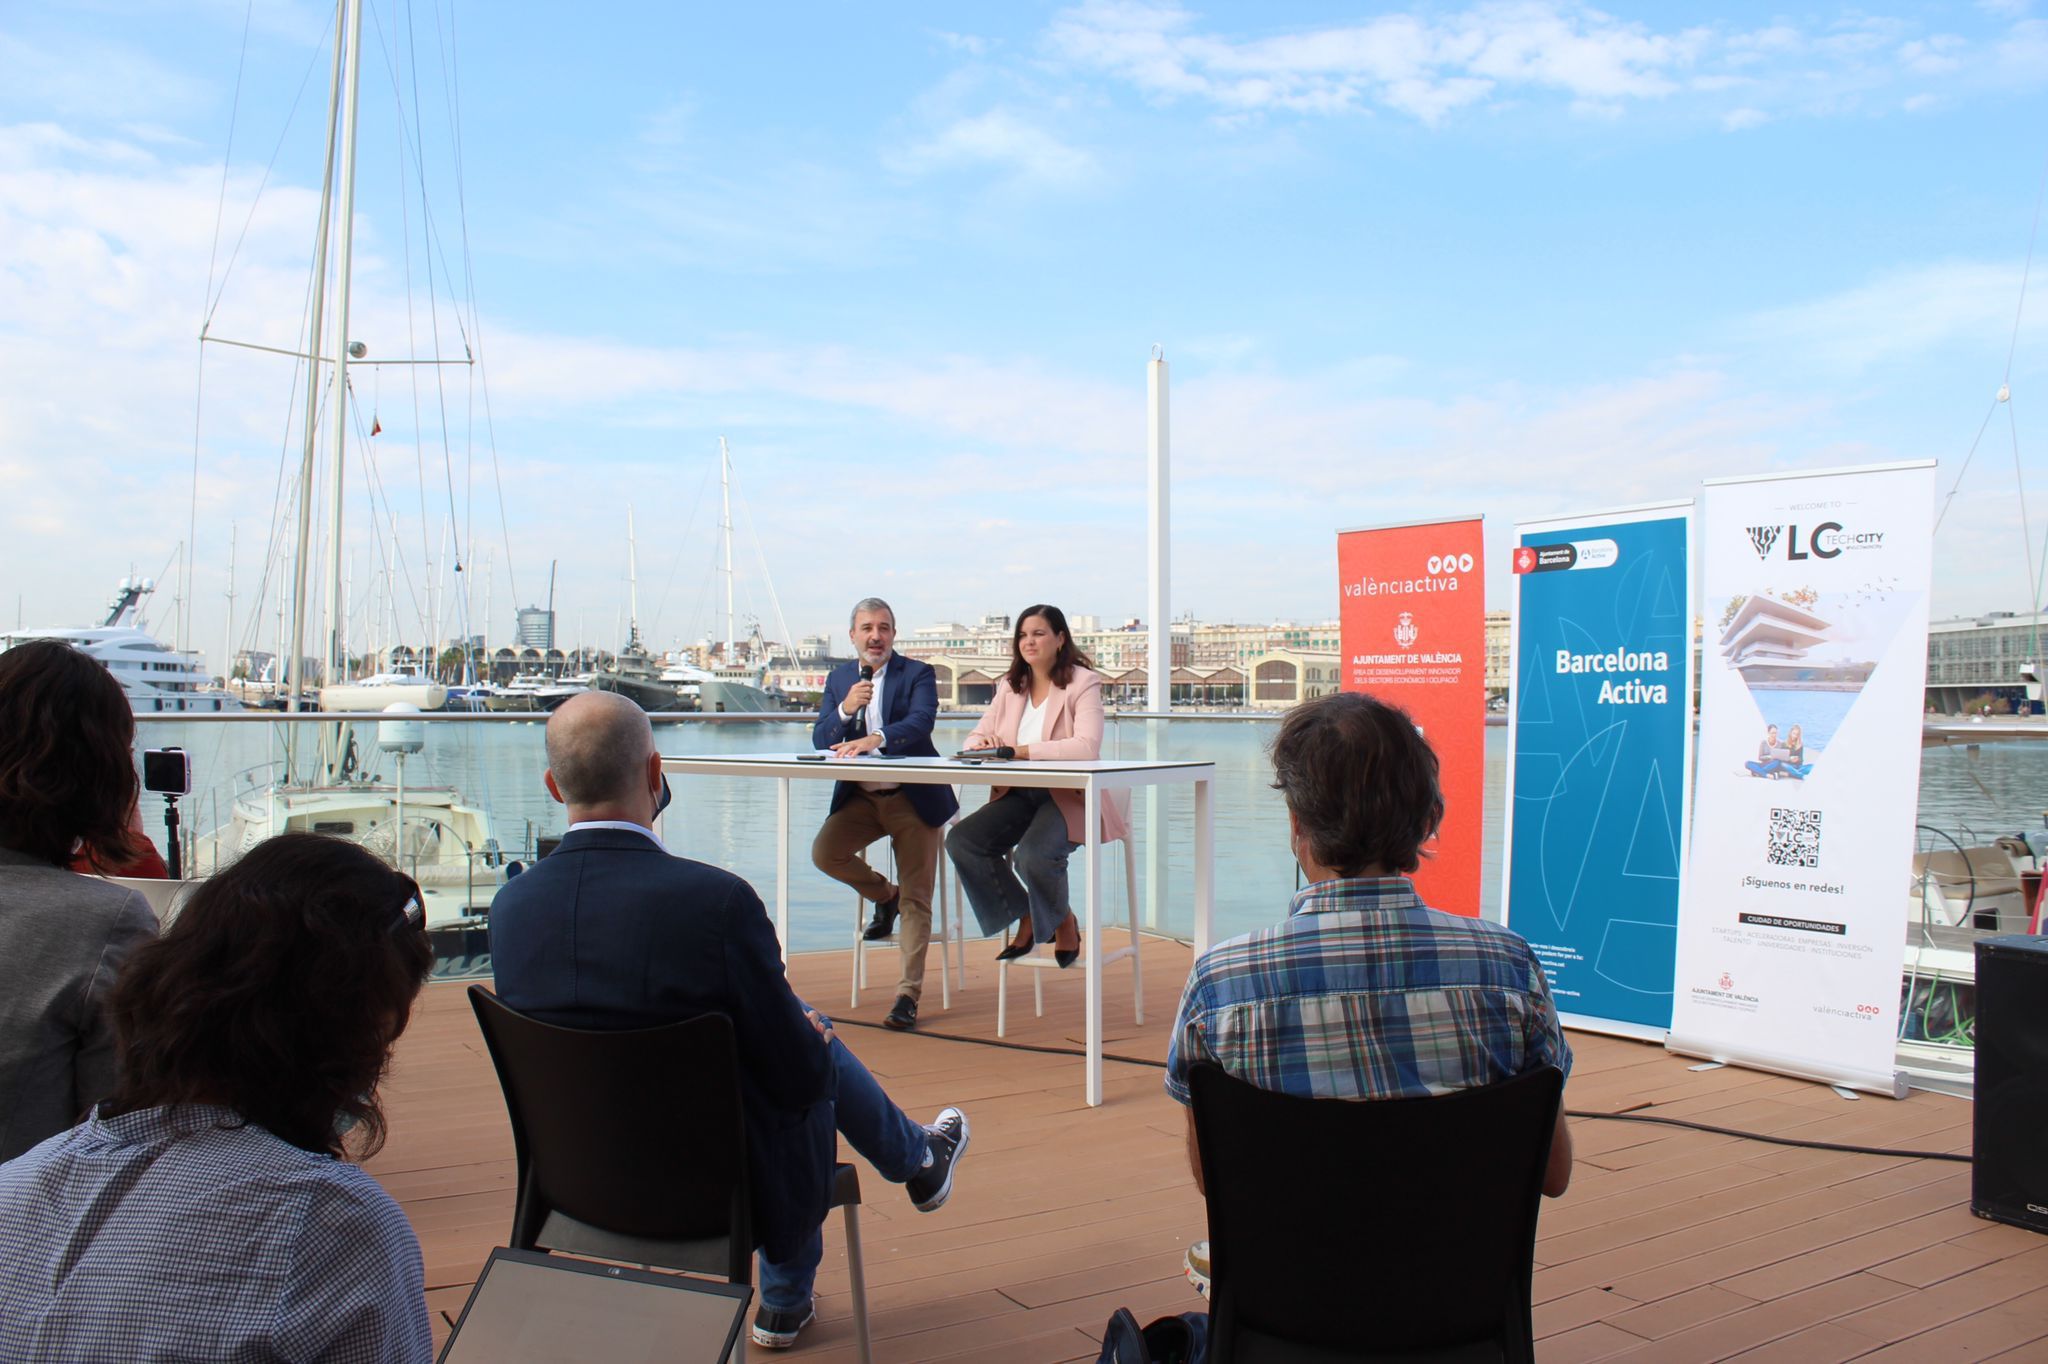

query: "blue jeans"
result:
(757, 1033), (928, 1312)
(946, 787), (1080, 945)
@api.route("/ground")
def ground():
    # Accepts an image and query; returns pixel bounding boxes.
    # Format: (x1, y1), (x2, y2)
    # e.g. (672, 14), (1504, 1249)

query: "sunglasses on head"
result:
(387, 876), (426, 936)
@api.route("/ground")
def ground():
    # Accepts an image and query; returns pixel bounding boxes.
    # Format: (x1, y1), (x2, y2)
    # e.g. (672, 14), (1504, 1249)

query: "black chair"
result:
(1187, 1062), (1564, 1364)
(468, 985), (872, 1361)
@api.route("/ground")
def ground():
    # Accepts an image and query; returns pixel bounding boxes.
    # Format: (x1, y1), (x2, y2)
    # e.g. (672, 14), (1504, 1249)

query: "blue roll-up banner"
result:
(1503, 502), (1694, 1040)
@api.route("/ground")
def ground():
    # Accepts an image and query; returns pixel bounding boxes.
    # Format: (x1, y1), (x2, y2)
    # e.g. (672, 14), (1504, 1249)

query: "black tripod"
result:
(162, 793), (183, 879)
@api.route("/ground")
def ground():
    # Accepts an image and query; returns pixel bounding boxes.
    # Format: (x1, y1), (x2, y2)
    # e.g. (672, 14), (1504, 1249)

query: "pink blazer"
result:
(967, 666), (1129, 845)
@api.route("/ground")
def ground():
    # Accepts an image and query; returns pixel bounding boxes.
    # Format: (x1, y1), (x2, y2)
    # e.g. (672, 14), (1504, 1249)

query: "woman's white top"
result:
(1017, 695), (1048, 748)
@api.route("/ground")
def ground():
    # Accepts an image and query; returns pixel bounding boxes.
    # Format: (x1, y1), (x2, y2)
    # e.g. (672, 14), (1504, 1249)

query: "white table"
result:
(659, 752), (1218, 1107)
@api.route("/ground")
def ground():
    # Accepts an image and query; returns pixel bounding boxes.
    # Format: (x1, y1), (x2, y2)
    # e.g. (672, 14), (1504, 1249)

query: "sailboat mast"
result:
(721, 436), (735, 665)
(284, 8), (350, 717)
(222, 522), (236, 686)
(627, 506), (640, 646)
(320, 0), (366, 697)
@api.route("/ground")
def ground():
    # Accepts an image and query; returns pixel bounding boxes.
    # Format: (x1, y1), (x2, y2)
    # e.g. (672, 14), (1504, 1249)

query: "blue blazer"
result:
(811, 655), (959, 828)
(488, 827), (834, 1262)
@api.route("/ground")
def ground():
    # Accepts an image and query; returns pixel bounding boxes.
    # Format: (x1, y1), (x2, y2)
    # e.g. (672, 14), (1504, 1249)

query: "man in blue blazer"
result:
(811, 597), (959, 1031)
(490, 692), (970, 1351)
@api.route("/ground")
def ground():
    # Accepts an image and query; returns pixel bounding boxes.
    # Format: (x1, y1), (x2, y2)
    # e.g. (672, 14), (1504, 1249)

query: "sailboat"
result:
(595, 442), (793, 713)
(191, 0), (505, 929)
(594, 508), (696, 712)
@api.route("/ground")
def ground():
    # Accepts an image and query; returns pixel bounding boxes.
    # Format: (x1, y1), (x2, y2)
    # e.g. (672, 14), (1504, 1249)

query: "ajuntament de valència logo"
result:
(1394, 611), (1419, 648)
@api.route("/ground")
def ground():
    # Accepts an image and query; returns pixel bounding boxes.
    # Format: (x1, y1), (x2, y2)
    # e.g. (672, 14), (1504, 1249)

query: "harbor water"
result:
(136, 715), (2046, 954)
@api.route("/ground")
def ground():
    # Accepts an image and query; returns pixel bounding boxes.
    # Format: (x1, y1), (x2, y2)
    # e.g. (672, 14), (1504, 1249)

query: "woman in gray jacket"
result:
(0, 639), (158, 1161)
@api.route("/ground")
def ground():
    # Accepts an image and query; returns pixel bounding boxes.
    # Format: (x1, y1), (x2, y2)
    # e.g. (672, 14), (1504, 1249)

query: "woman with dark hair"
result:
(0, 832), (437, 1362)
(946, 605), (1125, 966)
(0, 638), (160, 1161)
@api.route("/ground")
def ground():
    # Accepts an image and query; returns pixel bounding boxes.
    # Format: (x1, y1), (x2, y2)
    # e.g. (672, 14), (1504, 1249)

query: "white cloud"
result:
(1722, 106), (1767, 130)
(887, 109), (1099, 187)
(1741, 259), (2046, 373)
(1040, 1), (2048, 129)
(4, 107), (2041, 655)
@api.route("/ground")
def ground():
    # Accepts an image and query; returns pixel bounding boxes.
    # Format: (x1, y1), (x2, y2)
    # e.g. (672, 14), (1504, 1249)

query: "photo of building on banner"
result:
(1670, 461), (1936, 1097)
(1336, 517), (1486, 916)
(1503, 503), (1694, 1040)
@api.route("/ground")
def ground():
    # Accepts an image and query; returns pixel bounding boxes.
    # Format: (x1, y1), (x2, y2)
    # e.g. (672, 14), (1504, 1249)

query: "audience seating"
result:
(468, 986), (873, 1363)
(1187, 1061), (1563, 1363)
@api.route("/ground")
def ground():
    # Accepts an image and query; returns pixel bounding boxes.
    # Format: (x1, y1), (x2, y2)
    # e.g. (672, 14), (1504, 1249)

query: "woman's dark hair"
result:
(1270, 692), (1444, 876)
(101, 833), (434, 1158)
(0, 639), (140, 867)
(1002, 604), (1093, 693)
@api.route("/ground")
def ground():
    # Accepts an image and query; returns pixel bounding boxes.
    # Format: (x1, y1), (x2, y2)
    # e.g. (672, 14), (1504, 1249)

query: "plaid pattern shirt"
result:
(1165, 877), (1571, 1105)
(0, 1105), (433, 1363)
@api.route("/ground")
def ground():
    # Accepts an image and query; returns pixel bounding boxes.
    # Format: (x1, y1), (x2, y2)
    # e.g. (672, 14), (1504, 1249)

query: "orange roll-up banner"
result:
(1337, 517), (1487, 916)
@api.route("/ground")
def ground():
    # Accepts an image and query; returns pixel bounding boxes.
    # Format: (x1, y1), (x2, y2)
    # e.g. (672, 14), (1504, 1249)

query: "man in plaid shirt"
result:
(1166, 692), (1574, 1290)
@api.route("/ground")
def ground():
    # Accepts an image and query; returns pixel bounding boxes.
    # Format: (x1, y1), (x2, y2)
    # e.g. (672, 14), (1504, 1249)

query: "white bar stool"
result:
(996, 826), (1144, 1037)
(849, 828), (964, 1011)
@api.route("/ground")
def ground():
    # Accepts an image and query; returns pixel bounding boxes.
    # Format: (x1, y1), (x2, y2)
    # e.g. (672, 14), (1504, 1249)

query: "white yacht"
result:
(3, 579), (239, 714)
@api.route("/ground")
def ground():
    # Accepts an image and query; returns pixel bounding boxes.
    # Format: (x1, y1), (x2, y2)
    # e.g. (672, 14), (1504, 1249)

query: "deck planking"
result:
(367, 933), (2046, 1361)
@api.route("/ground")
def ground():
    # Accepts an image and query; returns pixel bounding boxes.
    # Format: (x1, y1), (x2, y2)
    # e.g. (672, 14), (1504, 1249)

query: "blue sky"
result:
(5, 1), (2048, 663)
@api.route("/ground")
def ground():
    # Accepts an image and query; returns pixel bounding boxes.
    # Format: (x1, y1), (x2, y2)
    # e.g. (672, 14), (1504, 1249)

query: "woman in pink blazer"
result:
(946, 605), (1127, 967)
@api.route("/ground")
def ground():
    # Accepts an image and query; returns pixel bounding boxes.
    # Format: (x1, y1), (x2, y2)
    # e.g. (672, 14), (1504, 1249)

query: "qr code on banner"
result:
(1766, 808), (1822, 868)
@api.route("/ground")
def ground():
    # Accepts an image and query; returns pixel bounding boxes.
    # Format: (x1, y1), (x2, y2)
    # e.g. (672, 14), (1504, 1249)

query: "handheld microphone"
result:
(848, 663), (875, 739)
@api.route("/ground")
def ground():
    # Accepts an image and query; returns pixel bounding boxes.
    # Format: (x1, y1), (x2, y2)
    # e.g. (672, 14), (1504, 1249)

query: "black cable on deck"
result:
(835, 1017), (1974, 1164)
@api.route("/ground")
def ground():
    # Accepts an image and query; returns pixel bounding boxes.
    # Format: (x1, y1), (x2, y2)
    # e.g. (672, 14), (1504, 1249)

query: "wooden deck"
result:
(369, 933), (2047, 1362)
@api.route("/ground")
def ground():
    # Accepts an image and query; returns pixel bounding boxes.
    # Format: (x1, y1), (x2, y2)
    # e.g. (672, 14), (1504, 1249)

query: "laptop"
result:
(437, 1247), (752, 1363)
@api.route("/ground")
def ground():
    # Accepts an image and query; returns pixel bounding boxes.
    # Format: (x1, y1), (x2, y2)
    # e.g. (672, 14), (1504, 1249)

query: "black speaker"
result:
(1973, 934), (2048, 1234)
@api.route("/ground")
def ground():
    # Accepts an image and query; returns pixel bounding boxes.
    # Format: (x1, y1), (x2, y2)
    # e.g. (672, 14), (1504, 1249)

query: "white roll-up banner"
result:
(1669, 461), (1935, 1097)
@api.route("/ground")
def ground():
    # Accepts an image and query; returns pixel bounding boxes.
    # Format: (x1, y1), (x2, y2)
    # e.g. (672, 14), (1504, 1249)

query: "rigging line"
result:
(348, 381), (429, 637)
(355, 0), (436, 635)
(426, 0), (479, 597)
(2003, 145), (2048, 385)
(245, 318), (318, 657)
(1933, 397), (1999, 532)
(383, 0), (468, 614)
(2011, 399), (2045, 648)
(349, 15), (467, 655)
(203, 0), (255, 316)
(203, 7), (337, 329)
(186, 4), (263, 657)
(731, 466), (799, 658)
(649, 464), (716, 638)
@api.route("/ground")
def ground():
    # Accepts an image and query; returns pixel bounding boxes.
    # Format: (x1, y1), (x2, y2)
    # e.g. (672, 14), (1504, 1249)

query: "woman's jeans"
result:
(946, 787), (1080, 944)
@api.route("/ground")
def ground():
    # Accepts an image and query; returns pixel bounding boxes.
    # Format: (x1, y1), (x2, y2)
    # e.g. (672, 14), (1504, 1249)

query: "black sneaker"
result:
(883, 994), (918, 1031)
(906, 1107), (968, 1212)
(750, 1299), (816, 1349)
(863, 893), (900, 941)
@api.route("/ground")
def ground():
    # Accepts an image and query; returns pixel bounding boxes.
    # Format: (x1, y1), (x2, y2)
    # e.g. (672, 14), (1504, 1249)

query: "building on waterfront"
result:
(1926, 611), (2047, 714)
(900, 614), (1349, 709)
(1485, 610), (1510, 701)
(1244, 649), (1341, 711)
(515, 607), (555, 650)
